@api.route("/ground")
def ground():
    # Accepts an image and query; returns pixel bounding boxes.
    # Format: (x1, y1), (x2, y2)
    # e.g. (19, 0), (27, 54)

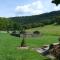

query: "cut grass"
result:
(26, 35), (58, 48)
(0, 33), (59, 60)
(0, 25), (60, 60)
(0, 33), (47, 60)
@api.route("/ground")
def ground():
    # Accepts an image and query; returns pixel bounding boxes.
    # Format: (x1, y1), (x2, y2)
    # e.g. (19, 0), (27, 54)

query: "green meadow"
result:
(0, 25), (60, 60)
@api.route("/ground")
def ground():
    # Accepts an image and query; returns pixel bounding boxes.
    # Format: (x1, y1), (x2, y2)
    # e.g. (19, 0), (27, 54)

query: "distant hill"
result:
(0, 10), (60, 30)
(10, 10), (60, 24)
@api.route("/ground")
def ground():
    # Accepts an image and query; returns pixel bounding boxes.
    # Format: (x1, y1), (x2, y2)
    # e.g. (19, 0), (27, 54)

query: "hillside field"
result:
(0, 25), (60, 60)
(27, 25), (60, 36)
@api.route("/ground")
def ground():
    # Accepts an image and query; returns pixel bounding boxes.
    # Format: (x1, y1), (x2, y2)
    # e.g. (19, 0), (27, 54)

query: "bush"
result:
(33, 31), (40, 35)
(11, 31), (20, 37)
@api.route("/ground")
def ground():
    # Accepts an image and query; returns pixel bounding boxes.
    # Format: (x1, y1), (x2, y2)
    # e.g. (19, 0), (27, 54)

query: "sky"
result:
(0, 0), (60, 17)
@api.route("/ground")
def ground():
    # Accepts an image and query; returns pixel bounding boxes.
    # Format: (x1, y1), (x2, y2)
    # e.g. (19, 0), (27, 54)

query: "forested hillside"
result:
(10, 10), (60, 24)
(0, 10), (60, 30)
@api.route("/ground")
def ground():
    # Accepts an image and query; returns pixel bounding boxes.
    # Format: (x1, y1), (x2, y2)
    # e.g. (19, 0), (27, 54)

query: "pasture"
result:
(0, 25), (60, 60)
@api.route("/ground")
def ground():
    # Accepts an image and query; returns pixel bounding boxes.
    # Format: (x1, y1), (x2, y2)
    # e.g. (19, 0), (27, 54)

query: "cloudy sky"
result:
(0, 0), (60, 17)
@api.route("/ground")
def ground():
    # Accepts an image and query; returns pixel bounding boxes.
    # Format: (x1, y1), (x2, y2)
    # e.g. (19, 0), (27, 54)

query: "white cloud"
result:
(15, 0), (44, 16)
(54, 5), (60, 10)
(32, 10), (43, 15)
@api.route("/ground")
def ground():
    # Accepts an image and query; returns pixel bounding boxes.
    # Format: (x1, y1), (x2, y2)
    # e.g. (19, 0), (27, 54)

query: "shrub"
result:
(33, 31), (40, 35)
(11, 31), (20, 37)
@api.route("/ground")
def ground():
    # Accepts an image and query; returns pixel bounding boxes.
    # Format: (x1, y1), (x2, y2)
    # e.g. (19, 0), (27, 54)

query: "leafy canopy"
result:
(52, 0), (60, 5)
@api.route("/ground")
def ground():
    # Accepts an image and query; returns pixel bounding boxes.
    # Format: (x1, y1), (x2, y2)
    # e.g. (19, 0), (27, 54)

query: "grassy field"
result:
(0, 25), (60, 60)
(27, 25), (60, 36)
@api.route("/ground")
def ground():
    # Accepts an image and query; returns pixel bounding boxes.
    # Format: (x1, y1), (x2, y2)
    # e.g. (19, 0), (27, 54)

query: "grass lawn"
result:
(0, 25), (60, 60)
(0, 33), (47, 60)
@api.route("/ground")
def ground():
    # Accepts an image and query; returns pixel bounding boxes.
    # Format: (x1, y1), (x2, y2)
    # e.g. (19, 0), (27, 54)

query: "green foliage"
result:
(52, 0), (60, 5)
(21, 38), (26, 47)
(9, 11), (60, 29)
(54, 16), (60, 25)
(0, 11), (60, 30)
(33, 31), (40, 35)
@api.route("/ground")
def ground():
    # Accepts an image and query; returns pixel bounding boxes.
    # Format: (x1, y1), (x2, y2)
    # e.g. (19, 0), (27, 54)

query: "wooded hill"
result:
(0, 10), (60, 30)
(10, 10), (60, 24)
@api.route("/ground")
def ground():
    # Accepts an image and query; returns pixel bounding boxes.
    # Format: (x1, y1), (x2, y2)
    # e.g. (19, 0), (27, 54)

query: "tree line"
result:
(0, 11), (60, 31)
